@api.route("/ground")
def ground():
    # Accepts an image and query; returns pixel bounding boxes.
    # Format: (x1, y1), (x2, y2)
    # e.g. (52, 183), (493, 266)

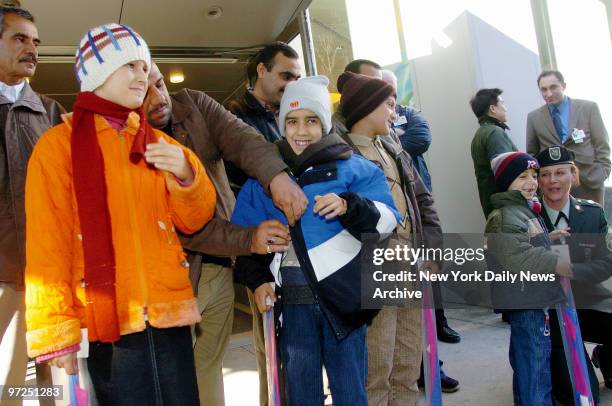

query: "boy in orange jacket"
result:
(24, 23), (215, 405)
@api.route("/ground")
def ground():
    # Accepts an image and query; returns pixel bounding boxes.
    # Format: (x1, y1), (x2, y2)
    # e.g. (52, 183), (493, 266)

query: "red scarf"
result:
(528, 196), (542, 216)
(71, 92), (155, 342)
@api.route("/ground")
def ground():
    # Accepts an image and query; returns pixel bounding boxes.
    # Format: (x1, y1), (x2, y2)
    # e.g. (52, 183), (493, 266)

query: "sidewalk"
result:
(14, 305), (611, 405)
(223, 305), (612, 406)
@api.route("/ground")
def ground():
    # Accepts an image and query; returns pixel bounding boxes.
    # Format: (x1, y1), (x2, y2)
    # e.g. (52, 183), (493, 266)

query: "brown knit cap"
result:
(337, 71), (396, 130)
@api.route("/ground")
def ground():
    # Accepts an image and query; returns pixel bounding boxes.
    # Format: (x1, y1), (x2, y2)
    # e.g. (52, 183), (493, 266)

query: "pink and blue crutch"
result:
(555, 275), (594, 406)
(263, 296), (282, 406)
(422, 279), (443, 406)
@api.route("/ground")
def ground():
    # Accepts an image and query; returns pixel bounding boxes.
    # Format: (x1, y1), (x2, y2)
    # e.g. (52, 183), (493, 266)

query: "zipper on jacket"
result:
(117, 130), (149, 318)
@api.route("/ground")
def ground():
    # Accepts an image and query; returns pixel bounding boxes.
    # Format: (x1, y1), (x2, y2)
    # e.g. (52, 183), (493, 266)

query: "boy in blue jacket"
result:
(232, 75), (399, 406)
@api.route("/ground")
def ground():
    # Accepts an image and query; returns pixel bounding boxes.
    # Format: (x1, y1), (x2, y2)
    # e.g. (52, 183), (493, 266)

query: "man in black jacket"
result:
(225, 42), (301, 195)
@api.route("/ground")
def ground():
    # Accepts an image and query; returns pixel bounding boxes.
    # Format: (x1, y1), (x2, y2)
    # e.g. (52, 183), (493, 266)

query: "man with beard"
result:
(144, 62), (307, 406)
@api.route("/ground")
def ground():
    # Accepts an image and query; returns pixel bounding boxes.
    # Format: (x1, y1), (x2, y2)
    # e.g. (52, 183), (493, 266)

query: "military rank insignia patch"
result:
(549, 146), (561, 161)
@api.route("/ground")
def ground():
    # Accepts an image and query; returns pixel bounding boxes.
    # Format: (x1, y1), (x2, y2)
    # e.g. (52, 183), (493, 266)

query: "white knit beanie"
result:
(279, 75), (332, 137)
(75, 23), (151, 92)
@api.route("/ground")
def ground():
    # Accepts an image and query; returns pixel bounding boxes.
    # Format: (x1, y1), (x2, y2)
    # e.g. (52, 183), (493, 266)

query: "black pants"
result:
(431, 280), (448, 325)
(87, 325), (199, 406)
(550, 309), (612, 405)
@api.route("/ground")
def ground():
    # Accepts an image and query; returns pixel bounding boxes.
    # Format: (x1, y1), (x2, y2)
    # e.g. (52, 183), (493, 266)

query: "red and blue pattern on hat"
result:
(74, 23), (151, 92)
(490, 151), (540, 192)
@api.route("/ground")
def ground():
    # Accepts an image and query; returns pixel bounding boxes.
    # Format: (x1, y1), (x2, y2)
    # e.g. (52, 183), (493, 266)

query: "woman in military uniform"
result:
(537, 145), (612, 405)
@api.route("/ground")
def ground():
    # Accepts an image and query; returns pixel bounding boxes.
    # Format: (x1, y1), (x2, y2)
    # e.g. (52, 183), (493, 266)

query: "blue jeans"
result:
(87, 325), (199, 406)
(280, 303), (368, 406)
(506, 310), (553, 406)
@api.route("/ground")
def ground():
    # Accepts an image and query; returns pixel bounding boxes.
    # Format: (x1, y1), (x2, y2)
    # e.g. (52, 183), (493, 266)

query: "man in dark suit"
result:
(527, 70), (610, 204)
(537, 145), (612, 405)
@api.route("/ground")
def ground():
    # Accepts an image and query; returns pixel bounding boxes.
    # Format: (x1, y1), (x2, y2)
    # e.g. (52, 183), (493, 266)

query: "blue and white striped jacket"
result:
(232, 154), (399, 339)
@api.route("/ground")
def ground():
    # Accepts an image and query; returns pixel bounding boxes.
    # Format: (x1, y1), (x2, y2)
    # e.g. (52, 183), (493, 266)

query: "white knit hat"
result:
(75, 23), (151, 92)
(279, 75), (332, 137)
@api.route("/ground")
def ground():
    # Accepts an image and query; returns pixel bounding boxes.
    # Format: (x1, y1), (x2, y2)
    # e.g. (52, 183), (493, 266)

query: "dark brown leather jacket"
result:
(0, 82), (65, 286)
(166, 89), (287, 288)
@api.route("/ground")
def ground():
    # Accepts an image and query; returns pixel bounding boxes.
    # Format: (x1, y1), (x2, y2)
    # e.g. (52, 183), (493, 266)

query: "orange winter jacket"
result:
(25, 112), (216, 357)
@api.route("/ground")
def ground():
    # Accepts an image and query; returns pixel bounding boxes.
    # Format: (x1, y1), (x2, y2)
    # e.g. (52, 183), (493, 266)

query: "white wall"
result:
(399, 0), (539, 59)
(410, 11), (542, 233)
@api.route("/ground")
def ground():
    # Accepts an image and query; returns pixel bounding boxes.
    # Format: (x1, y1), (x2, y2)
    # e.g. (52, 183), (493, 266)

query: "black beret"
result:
(535, 145), (575, 167)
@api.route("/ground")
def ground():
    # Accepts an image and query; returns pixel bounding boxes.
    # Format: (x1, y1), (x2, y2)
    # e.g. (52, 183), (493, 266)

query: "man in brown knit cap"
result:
(334, 71), (448, 405)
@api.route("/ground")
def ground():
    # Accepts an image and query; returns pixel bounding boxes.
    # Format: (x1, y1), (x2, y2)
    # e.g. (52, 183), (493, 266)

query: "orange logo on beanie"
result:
(290, 101), (299, 108)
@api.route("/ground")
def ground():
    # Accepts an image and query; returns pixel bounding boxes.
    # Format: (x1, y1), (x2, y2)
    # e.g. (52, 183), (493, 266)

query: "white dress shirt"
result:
(543, 198), (571, 230)
(0, 80), (26, 103)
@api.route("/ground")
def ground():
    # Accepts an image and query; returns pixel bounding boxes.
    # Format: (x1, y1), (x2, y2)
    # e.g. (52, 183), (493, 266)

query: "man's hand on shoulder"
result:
(269, 171), (307, 226)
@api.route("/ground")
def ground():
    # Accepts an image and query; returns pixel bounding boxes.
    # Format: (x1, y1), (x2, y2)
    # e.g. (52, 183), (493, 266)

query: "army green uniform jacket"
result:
(541, 196), (612, 312)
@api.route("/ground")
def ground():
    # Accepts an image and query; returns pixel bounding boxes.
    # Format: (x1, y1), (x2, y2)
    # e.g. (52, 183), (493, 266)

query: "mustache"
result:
(19, 54), (37, 64)
(151, 102), (168, 112)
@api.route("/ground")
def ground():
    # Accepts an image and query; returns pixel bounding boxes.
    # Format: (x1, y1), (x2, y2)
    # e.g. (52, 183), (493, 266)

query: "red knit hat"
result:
(337, 71), (395, 130)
